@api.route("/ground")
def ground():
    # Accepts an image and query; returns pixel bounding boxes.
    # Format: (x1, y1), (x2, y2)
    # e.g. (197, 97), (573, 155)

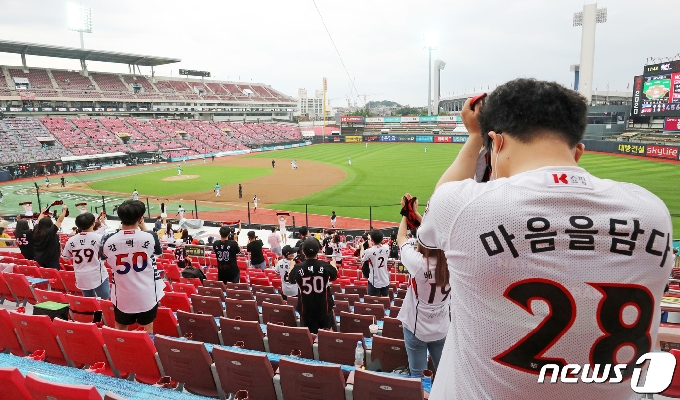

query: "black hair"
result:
(32, 217), (54, 242)
(181, 229), (189, 240)
(219, 226), (230, 238)
(271, 226), (277, 232)
(247, 231), (256, 239)
(369, 230), (383, 244)
(390, 233), (397, 241)
(117, 200), (146, 225)
(333, 234), (340, 243)
(299, 226), (308, 237)
(75, 212), (96, 231)
(15, 219), (31, 239)
(478, 78), (587, 153)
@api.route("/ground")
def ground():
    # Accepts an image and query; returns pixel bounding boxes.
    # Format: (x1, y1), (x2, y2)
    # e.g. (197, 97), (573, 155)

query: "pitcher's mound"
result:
(162, 175), (199, 182)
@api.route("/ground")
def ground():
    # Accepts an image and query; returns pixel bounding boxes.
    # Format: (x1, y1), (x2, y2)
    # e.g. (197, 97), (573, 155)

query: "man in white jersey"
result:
(132, 189), (138, 201)
(275, 245), (299, 300)
(61, 212), (109, 299)
(101, 200), (164, 333)
(361, 230), (391, 296)
(419, 79), (673, 399)
(177, 205), (185, 220)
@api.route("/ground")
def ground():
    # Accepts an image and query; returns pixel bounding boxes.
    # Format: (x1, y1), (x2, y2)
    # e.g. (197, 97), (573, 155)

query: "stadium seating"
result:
(153, 335), (220, 397)
(352, 369), (424, 400)
(278, 357), (348, 400)
(219, 317), (266, 351)
(261, 301), (296, 327)
(100, 326), (163, 385)
(9, 312), (70, 366)
(24, 372), (102, 400)
(52, 318), (119, 377)
(317, 329), (364, 366)
(0, 367), (32, 400)
(190, 294), (225, 317)
(265, 323), (314, 359)
(212, 346), (277, 400)
(0, 309), (25, 356)
(176, 310), (221, 345)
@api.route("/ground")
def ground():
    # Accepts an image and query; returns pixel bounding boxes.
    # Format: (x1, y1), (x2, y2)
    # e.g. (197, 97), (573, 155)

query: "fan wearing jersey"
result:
(361, 230), (391, 296)
(213, 226), (241, 283)
(420, 79), (674, 400)
(174, 244), (187, 269)
(395, 207), (450, 378)
(330, 234), (344, 265)
(100, 200), (163, 333)
(288, 238), (337, 333)
(61, 213), (109, 299)
(275, 245), (299, 300)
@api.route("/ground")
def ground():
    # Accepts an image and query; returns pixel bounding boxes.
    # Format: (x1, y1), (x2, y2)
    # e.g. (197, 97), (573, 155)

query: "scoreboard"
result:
(179, 69), (211, 77)
(632, 61), (680, 117)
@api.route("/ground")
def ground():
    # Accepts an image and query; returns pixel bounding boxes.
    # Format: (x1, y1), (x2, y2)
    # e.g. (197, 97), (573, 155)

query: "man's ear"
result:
(487, 131), (502, 154)
(573, 143), (585, 163)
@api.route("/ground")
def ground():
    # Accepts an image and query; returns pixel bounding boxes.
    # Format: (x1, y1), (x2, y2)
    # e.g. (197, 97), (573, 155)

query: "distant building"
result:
(295, 88), (332, 120)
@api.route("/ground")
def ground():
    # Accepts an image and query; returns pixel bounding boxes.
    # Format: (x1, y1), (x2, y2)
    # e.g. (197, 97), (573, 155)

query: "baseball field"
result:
(0, 143), (678, 233)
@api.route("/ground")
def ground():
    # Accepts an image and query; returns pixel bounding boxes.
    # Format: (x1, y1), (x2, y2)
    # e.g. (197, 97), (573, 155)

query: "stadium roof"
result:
(0, 40), (180, 66)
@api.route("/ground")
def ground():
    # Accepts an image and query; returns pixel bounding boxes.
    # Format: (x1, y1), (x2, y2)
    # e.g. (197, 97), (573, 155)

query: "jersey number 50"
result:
(493, 279), (653, 381)
(301, 276), (325, 294)
(115, 252), (149, 275)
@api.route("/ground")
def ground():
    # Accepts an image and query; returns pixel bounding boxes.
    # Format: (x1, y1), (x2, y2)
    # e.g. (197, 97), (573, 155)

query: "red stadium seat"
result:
(172, 282), (198, 297)
(34, 288), (68, 303)
(345, 285), (368, 297)
(364, 295), (391, 309)
(0, 308), (25, 356)
(286, 296), (298, 309)
(224, 298), (260, 322)
(328, 284), (343, 295)
(0, 273), (17, 305)
(59, 271), (81, 295)
(279, 357), (347, 400)
(218, 317), (266, 352)
(176, 310), (221, 345)
(251, 284), (276, 294)
(9, 312), (69, 365)
(212, 346), (277, 400)
(52, 318), (120, 377)
(261, 301), (296, 327)
(334, 300), (350, 314)
(351, 369), (424, 400)
(98, 299), (116, 328)
(389, 306), (401, 318)
(197, 286), (226, 301)
(154, 335), (219, 397)
(317, 329), (364, 366)
(190, 294), (225, 317)
(225, 288), (254, 301)
(160, 292), (192, 313)
(662, 348), (680, 398)
(101, 326), (163, 385)
(39, 268), (67, 292)
(226, 282), (249, 291)
(205, 279), (228, 291)
(255, 292), (283, 306)
(339, 311), (374, 338)
(3, 272), (38, 305)
(15, 265), (42, 278)
(153, 307), (180, 337)
(0, 367), (32, 400)
(381, 317), (405, 340)
(164, 265), (182, 282)
(368, 336), (409, 373)
(25, 372), (102, 400)
(334, 293), (360, 306)
(65, 294), (101, 323)
(353, 303), (385, 321)
(266, 323), (314, 359)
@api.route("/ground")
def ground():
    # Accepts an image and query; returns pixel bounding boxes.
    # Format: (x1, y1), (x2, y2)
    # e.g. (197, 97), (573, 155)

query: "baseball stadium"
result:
(0, 1), (679, 400)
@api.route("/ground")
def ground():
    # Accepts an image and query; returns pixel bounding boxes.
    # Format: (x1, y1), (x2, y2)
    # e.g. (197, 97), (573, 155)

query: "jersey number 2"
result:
(493, 279), (653, 380)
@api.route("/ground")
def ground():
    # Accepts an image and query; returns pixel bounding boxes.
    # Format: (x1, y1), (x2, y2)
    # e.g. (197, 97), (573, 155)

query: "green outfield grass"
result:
(88, 165), (273, 197)
(248, 143), (680, 232)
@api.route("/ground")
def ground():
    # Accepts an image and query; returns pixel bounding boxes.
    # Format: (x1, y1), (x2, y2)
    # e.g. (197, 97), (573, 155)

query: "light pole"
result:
(424, 32), (438, 116)
(68, 3), (92, 75)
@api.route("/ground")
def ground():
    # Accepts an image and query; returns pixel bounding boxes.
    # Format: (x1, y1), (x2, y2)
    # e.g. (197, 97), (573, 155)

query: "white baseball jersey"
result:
(330, 242), (343, 262)
(101, 229), (164, 314)
(275, 258), (299, 297)
(133, 191), (138, 200)
(396, 243), (451, 342)
(279, 219), (286, 232)
(419, 166), (673, 400)
(361, 244), (391, 288)
(177, 207), (185, 219)
(61, 232), (107, 290)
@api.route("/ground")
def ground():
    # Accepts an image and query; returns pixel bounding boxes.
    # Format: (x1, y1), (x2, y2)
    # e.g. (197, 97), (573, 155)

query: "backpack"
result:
(181, 266), (206, 281)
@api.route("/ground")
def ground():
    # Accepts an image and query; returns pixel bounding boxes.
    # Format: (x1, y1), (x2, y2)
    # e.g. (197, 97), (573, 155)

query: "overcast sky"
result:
(0, 0), (675, 107)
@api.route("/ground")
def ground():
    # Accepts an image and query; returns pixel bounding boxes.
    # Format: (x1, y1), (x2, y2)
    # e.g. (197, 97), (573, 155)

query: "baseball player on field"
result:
(215, 183), (221, 197)
(420, 79), (673, 399)
(177, 165), (182, 176)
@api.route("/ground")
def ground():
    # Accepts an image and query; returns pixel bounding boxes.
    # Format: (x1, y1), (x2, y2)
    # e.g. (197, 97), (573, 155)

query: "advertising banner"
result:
(365, 117), (383, 123)
(57, 108), (67, 112)
(398, 135), (416, 142)
(419, 116), (437, 122)
(646, 145), (679, 159)
(451, 135), (468, 143)
(9, 107), (22, 112)
(69, 108), (79, 112)
(616, 143), (646, 155)
(345, 136), (363, 143)
(434, 136), (452, 143)
(383, 117), (400, 123)
(363, 135), (380, 142)
(82, 108), (92, 112)
(379, 135), (397, 142)
(331, 136), (344, 142)
(631, 76), (643, 117)
(401, 116), (419, 123)
(42, 107), (53, 112)
(416, 135), (434, 143)
(664, 117), (680, 131)
(340, 116), (365, 123)
(437, 115), (462, 122)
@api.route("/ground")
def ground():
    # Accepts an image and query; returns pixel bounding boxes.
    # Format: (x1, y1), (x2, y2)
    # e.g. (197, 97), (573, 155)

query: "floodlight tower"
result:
(573, 3), (607, 104)
(433, 60), (446, 115)
(424, 32), (438, 116)
(68, 3), (92, 74)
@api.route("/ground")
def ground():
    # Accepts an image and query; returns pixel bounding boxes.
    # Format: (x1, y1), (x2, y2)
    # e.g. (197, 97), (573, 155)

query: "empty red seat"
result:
(65, 294), (101, 323)
(662, 348), (680, 398)
(190, 294), (225, 317)
(24, 372), (103, 400)
(53, 318), (119, 377)
(317, 329), (364, 366)
(279, 357), (347, 400)
(0, 273), (16, 305)
(354, 303), (385, 321)
(225, 288), (254, 301)
(334, 293), (359, 306)
(219, 317), (266, 351)
(3, 272), (37, 305)
(369, 336), (409, 373)
(345, 285), (368, 297)
(261, 301), (296, 327)
(251, 284), (276, 294)
(59, 271), (81, 295)
(172, 282), (198, 297)
(339, 311), (374, 337)
(352, 368), (424, 400)
(224, 298), (260, 322)
(255, 292), (283, 306)
(9, 311), (69, 365)
(176, 310), (220, 344)
(381, 317), (404, 340)
(334, 300), (350, 314)
(154, 335), (219, 397)
(364, 295), (391, 309)
(164, 265), (182, 282)
(160, 292), (192, 313)
(39, 268), (67, 292)
(205, 280), (228, 291)
(0, 367), (32, 399)
(101, 326), (163, 384)
(34, 288), (68, 303)
(213, 346), (277, 400)
(15, 265), (42, 278)
(153, 306), (180, 337)
(197, 286), (225, 301)
(266, 323), (314, 359)
(0, 308), (25, 355)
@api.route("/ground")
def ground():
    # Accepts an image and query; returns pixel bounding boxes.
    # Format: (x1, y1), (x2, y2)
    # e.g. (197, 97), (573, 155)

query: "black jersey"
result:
(288, 259), (337, 319)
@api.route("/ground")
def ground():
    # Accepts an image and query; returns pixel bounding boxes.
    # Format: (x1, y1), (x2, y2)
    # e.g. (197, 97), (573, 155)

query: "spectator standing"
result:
(177, 205), (185, 220)
(288, 238), (337, 333)
(0, 223), (10, 247)
(330, 234), (344, 265)
(160, 202), (167, 224)
(268, 227), (282, 258)
(174, 243), (187, 269)
(15, 219), (34, 260)
(278, 216), (287, 244)
(33, 204), (68, 269)
(421, 79), (673, 399)
(163, 222), (175, 243)
(247, 231), (266, 270)
(361, 230), (390, 296)
(395, 203), (450, 378)
(61, 213), (109, 299)
(253, 195), (259, 213)
(100, 200), (163, 333)
(275, 245), (299, 300)
(213, 226), (241, 283)
(153, 216), (162, 232)
(331, 211), (337, 228)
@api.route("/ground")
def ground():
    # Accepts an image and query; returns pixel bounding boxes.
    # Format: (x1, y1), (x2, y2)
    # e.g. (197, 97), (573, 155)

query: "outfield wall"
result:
(581, 139), (680, 161)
